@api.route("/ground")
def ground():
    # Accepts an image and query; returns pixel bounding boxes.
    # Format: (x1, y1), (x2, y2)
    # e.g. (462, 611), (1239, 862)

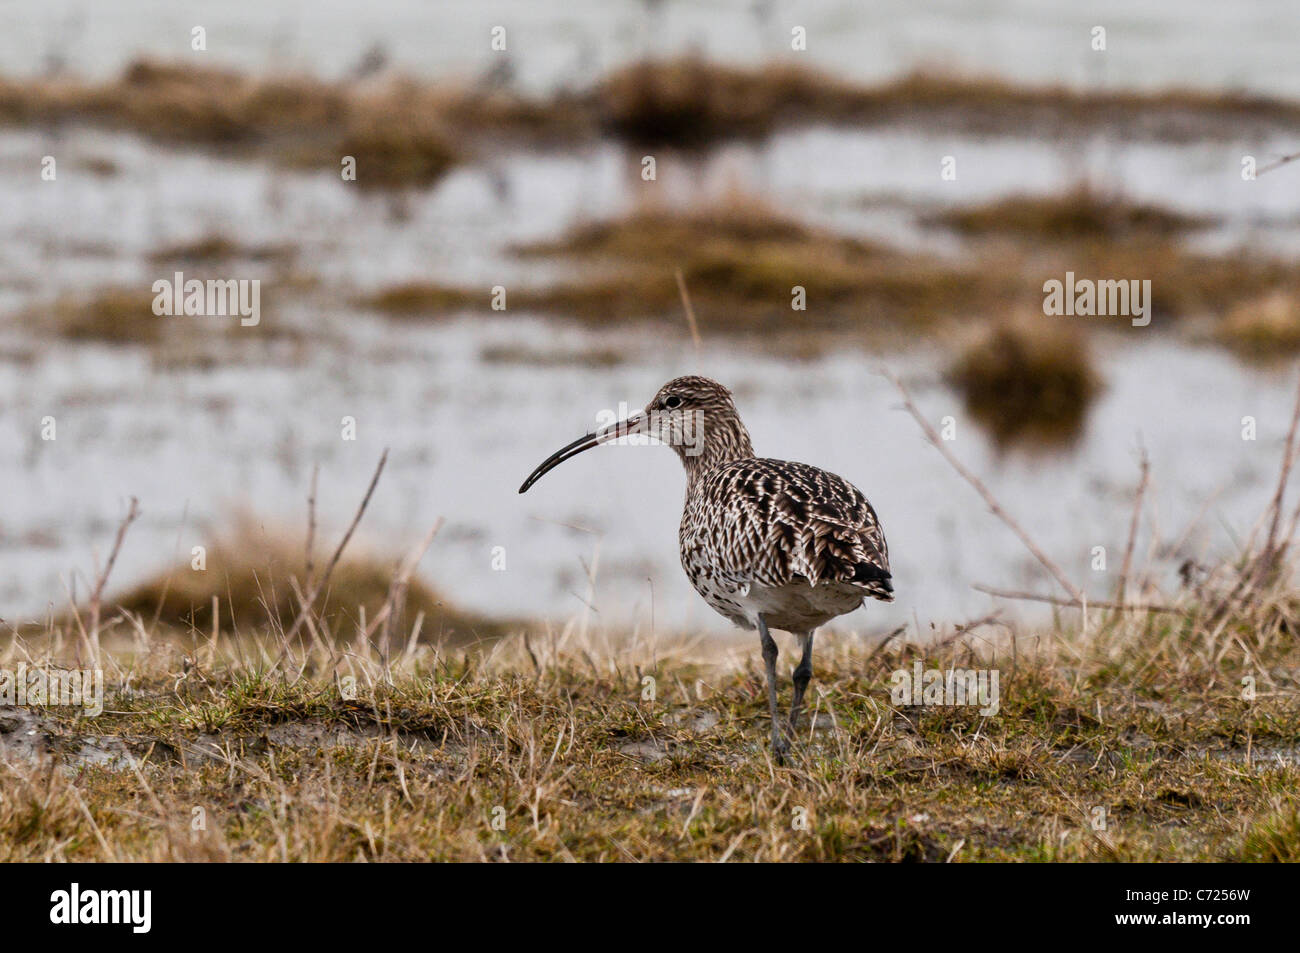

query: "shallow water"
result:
(8, 0), (1300, 99)
(6, 121), (1300, 304)
(3, 303), (1297, 636)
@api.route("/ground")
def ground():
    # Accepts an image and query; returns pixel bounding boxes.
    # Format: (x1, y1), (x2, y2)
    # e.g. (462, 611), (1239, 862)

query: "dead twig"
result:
(365, 518), (445, 649)
(885, 370), (1084, 604)
(973, 584), (1187, 615)
(674, 267), (701, 350)
(1116, 445), (1150, 604)
(87, 496), (141, 660)
(1207, 372), (1300, 624)
(304, 463), (320, 590)
(283, 450), (389, 645)
(930, 613), (1007, 650)
(1258, 372), (1300, 576)
(1257, 151), (1300, 176)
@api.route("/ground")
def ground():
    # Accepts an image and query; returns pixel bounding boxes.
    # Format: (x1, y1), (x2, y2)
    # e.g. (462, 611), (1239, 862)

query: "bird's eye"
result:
(663, 395), (683, 409)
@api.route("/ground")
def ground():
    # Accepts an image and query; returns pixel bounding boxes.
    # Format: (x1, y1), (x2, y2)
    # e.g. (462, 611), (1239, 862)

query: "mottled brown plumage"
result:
(519, 375), (893, 761)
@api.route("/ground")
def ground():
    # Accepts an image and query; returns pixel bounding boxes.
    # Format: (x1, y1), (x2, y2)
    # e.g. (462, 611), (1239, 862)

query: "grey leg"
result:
(789, 630), (816, 735)
(757, 615), (788, 762)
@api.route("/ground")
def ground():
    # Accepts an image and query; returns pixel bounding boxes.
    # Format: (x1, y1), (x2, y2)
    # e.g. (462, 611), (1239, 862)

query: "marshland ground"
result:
(4, 533), (1300, 862)
(4, 3), (1300, 860)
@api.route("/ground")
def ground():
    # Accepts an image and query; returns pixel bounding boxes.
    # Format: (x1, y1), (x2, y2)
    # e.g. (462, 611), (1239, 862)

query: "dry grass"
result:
(336, 117), (457, 189)
(928, 186), (1212, 241)
(100, 525), (512, 648)
(948, 317), (1102, 449)
(1239, 803), (1300, 862)
(4, 397), (1300, 862)
(364, 198), (1008, 332)
(362, 190), (1300, 338)
(1216, 291), (1300, 359)
(4, 57), (1298, 174)
(27, 287), (295, 358)
(589, 58), (1300, 146)
(2, 578), (1298, 861)
(147, 233), (295, 268)
(0, 60), (465, 187)
(360, 283), (483, 315)
(41, 288), (167, 346)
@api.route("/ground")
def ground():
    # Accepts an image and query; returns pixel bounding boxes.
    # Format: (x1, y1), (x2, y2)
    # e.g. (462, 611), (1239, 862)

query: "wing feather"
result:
(687, 459), (893, 602)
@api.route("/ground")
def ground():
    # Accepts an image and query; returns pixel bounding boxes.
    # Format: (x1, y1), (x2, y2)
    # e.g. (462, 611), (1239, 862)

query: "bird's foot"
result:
(771, 732), (791, 765)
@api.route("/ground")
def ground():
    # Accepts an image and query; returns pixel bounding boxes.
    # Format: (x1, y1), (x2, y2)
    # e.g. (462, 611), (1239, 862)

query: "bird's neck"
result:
(677, 416), (755, 490)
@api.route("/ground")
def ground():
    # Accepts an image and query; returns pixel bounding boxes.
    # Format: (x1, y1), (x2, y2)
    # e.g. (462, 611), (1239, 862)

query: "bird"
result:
(519, 376), (893, 761)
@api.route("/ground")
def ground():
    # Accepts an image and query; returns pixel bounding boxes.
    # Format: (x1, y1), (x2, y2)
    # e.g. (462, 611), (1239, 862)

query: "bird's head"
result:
(518, 375), (754, 493)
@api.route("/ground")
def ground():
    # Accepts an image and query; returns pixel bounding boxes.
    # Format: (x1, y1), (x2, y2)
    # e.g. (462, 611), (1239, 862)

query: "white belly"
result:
(692, 575), (865, 634)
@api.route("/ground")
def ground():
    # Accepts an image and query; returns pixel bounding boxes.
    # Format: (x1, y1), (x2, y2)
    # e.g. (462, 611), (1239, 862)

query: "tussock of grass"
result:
(360, 282), (482, 315)
(1239, 803), (1300, 861)
(1216, 291), (1300, 359)
(5, 57), (1299, 175)
(365, 199), (1007, 331)
(948, 318), (1101, 449)
(29, 287), (290, 355)
(592, 58), (796, 144)
(364, 194), (1299, 346)
(929, 186), (1212, 240)
(589, 59), (1300, 146)
(524, 200), (831, 253)
(336, 117), (458, 189)
(147, 233), (295, 267)
(42, 288), (165, 345)
(104, 525), (511, 646)
(0, 59), (464, 187)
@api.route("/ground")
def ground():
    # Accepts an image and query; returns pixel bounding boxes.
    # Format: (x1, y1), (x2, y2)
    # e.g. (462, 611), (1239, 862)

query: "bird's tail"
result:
(852, 562), (895, 603)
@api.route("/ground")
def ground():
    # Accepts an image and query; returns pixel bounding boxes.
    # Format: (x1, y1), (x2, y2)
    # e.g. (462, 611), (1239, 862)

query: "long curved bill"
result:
(519, 413), (645, 494)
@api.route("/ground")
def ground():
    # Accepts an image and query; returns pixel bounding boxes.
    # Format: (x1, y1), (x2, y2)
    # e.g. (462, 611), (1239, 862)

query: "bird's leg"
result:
(757, 615), (788, 762)
(789, 630), (816, 736)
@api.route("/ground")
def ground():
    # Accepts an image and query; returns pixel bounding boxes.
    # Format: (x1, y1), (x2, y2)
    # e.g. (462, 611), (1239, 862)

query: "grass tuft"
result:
(929, 186), (1212, 241)
(103, 524), (512, 646)
(1216, 291), (1300, 359)
(947, 317), (1101, 448)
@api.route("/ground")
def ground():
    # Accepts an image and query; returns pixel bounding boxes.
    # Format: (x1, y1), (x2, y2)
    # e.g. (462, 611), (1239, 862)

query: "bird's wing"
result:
(703, 459), (893, 601)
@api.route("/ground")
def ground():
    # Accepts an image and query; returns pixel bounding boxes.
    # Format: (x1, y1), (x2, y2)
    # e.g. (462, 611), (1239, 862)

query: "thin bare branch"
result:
(283, 450), (389, 644)
(674, 267), (702, 350)
(304, 463), (320, 590)
(885, 369), (1084, 603)
(1259, 371), (1300, 572)
(88, 497), (141, 659)
(973, 584), (1186, 615)
(365, 518), (445, 647)
(1257, 151), (1300, 176)
(1117, 445), (1150, 603)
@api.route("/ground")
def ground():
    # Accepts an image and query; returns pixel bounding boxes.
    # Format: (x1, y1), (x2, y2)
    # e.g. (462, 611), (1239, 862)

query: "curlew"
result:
(519, 376), (893, 761)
